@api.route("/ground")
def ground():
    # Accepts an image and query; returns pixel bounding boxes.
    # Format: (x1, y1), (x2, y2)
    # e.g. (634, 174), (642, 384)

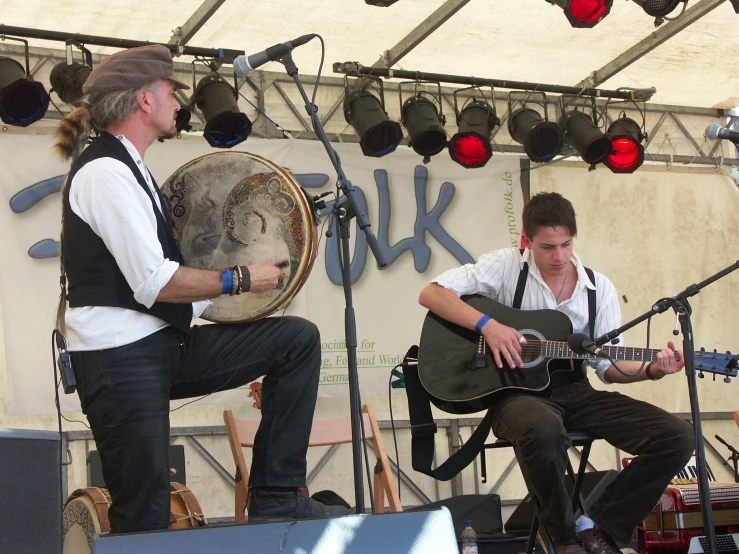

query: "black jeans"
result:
(491, 379), (694, 544)
(70, 316), (320, 533)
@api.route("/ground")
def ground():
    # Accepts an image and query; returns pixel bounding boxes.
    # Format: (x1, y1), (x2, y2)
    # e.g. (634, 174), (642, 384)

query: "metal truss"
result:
(63, 411), (738, 520)
(0, 40), (734, 169)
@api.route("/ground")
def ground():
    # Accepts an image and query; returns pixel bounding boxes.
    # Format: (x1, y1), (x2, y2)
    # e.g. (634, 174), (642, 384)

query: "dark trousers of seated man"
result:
(491, 378), (694, 545)
(70, 315), (320, 533)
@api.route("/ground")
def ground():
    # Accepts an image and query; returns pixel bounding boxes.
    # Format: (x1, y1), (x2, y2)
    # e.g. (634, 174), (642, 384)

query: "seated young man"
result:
(419, 192), (693, 554)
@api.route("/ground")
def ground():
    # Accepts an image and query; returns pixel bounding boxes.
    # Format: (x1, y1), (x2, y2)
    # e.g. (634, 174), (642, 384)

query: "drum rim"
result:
(162, 151), (318, 324)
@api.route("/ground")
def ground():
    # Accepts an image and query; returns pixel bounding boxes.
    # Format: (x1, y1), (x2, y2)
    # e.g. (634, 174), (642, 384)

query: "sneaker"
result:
(555, 538), (588, 554)
(578, 527), (622, 554)
(247, 487), (352, 522)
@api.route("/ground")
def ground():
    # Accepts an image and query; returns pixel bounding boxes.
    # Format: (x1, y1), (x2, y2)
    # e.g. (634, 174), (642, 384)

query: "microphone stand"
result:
(593, 260), (739, 554)
(278, 53), (389, 514)
(715, 435), (739, 484)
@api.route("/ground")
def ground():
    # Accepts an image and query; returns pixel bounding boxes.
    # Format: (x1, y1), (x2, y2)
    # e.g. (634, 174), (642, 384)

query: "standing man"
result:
(418, 192), (694, 554)
(55, 44), (347, 533)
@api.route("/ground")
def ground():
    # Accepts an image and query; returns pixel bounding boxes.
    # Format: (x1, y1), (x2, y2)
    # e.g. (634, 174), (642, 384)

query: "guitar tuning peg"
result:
(698, 371), (705, 378)
(725, 377), (732, 383)
(713, 349), (718, 358)
(700, 347), (706, 353)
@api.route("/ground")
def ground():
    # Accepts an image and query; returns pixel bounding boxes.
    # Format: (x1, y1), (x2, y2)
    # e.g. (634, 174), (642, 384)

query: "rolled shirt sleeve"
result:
(432, 248), (514, 299)
(69, 158), (179, 309)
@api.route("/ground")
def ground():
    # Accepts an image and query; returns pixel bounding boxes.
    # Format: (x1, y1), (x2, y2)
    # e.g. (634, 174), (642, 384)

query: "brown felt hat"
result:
(83, 44), (190, 94)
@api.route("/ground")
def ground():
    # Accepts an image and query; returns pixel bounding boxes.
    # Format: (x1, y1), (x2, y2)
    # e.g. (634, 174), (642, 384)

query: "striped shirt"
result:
(432, 247), (622, 384)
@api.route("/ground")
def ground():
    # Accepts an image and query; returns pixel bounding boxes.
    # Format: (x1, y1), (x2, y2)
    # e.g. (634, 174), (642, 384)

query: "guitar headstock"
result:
(248, 382), (263, 410)
(694, 349), (738, 383)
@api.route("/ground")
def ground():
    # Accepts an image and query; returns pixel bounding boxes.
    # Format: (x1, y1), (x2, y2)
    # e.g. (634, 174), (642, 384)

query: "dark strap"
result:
(512, 252), (529, 310)
(584, 267), (596, 340)
(403, 353), (492, 481)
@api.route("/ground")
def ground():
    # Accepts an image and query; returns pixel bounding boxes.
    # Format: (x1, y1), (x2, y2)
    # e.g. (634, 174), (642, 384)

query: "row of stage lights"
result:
(0, 41), (253, 149)
(343, 79), (647, 173)
(0, 40), (645, 171)
(366, 0), (699, 27)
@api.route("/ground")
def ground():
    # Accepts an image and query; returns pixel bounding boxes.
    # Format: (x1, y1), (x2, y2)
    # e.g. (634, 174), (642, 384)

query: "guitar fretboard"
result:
(539, 340), (668, 362)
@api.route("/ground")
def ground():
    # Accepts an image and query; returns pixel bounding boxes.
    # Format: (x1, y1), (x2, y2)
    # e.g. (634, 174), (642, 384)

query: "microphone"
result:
(705, 123), (739, 144)
(567, 333), (609, 358)
(233, 34), (317, 77)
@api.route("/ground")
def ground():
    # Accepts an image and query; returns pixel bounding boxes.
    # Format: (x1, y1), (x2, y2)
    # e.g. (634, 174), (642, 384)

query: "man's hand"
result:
(650, 340), (684, 379)
(481, 319), (526, 369)
(244, 260), (282, 293)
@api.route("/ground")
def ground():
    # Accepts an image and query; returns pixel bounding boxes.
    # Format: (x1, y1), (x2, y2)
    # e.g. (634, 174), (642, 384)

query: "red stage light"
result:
(607, 137), (642, 172)
(570, 0), (609, 23)
(548, 0), (612, 27)
(448, 132), (492, 169)
(605, 116), (645, 173)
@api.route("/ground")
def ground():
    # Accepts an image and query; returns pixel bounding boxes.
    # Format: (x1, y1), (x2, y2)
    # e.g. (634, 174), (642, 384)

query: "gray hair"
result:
(54, 80), (164, 162)
(86, 79), (163, 130)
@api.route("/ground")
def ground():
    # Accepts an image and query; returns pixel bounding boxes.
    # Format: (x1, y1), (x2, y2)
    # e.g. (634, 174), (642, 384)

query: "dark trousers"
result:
(491, 379), (694, 544)
(70, 316), (320, 533)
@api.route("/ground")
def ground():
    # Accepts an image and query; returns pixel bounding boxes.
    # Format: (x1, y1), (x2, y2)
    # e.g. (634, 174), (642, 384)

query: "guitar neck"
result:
(543, 341), (667, 362)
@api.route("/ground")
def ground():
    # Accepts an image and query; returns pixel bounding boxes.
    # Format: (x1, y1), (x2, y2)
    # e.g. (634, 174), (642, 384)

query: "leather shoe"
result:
(578, 527), (622, 554)
(555, 538), (588, 554)
(247, 487), (352, 522)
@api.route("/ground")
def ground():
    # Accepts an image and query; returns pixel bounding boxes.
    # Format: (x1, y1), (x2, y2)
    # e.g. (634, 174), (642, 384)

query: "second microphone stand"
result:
(278, 53), (389, 514)
(594, 260), (739, 554)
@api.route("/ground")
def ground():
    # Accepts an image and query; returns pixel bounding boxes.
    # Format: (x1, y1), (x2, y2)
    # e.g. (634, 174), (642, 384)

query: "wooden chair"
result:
(224, 386), (401, 523)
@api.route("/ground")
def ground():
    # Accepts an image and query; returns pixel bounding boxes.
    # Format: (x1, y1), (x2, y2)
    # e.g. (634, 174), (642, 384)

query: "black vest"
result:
(62, 132), (192, 332)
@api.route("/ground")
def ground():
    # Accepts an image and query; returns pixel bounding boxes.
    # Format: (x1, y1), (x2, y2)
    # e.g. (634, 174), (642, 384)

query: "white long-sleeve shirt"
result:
(65, 134), (209, 351)
(432, 247), (622, 384)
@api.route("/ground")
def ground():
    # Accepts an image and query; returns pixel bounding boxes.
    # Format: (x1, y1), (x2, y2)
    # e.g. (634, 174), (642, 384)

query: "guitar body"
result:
(418, 295), (577, 415)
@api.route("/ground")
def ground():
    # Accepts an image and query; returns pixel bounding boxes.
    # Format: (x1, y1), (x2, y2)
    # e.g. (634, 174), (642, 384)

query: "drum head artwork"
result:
(161, 152), (317, 323)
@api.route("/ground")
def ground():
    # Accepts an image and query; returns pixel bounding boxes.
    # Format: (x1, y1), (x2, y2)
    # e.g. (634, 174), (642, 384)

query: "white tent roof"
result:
(1, 0), (735, 109)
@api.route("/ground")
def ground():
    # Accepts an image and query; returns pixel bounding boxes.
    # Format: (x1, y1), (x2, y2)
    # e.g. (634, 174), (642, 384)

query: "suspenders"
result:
(404, 255), (598, 481)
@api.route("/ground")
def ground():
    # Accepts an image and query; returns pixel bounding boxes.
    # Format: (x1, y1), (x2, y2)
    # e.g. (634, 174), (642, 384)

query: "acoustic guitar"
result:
(418, 295), (738, 415)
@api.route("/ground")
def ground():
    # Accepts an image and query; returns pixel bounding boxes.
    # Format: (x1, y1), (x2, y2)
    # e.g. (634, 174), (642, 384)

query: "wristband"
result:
(645, 362), (663, 381)
(475, 315), (492, 334)
(239, 265), (251, 293)
(221, 270), (233, 295)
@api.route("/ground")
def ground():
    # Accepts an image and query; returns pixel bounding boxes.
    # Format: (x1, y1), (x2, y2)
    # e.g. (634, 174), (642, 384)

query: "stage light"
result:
(344, 86), (402, 158)
(50, 62), (91, 104)
(509, 108), (564, 163)
(175, 103), (192, 134)
(604, 116), (644, 173)
(194, 71), (252, 148)
(0, 57), (49, 127)
(401, 93), (447, 160)
(630, 0), (686, 17)
(448, 99), (498, 169)
(547, 0), (613, 27)
(559, 110), (612, 165)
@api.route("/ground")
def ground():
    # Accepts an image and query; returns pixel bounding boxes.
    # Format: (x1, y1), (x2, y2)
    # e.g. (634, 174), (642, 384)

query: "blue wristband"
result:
(221, 270), (233, 295)
(475, 314), (491, 333)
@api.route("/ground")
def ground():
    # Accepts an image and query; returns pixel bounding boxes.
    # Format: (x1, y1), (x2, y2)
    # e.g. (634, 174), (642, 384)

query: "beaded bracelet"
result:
(232, 266), (240, 296)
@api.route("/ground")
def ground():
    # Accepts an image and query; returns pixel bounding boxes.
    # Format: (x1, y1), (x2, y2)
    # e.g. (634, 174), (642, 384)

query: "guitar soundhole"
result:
(521, 335), (543, 364)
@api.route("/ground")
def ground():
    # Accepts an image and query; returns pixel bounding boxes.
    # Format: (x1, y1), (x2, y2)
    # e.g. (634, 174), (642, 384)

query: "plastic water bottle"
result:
(461, 520), (478, 554)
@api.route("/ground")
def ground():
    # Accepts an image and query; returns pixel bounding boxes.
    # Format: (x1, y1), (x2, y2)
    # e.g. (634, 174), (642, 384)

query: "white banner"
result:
(0, 135), (523, 415)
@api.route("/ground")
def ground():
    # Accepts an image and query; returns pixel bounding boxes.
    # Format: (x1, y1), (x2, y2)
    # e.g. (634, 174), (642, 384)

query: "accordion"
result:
(638, 480), (739, 554)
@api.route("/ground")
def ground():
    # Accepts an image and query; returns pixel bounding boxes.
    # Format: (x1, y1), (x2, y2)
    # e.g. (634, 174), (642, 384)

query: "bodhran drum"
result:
(62, 483), (206, 553)
(160, 151), (319, 323)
